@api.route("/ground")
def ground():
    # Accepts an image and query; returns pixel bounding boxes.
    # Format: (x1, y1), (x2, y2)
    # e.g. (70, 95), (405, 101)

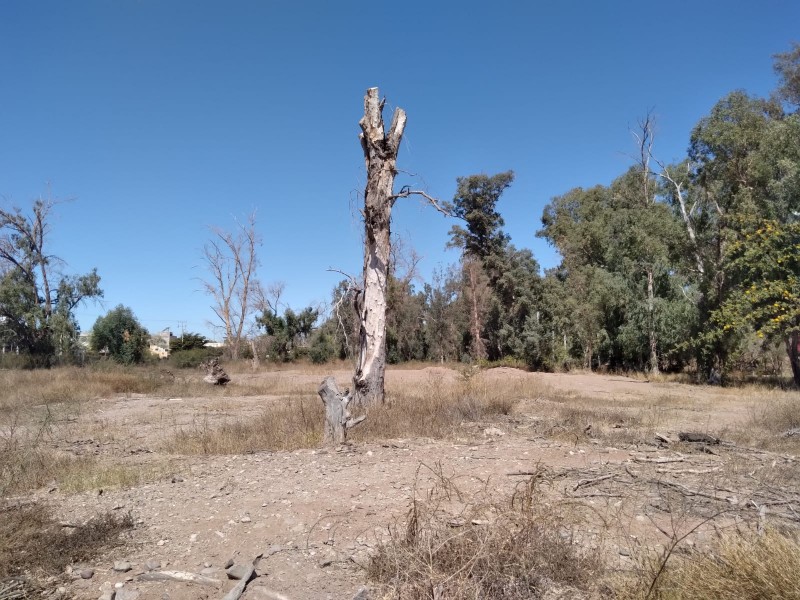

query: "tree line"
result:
(1, 44), (798, 386)
(312, 44), (800, 385)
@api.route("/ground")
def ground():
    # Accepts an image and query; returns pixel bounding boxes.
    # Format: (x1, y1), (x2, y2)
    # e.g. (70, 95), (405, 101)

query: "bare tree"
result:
(631, 114), (661, 375)
(349, 87), (448, 408)
(201, 212), (261, 360)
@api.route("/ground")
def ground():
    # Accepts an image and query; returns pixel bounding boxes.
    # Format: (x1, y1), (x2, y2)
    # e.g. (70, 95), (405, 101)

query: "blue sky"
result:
(1, 1), (797, 339)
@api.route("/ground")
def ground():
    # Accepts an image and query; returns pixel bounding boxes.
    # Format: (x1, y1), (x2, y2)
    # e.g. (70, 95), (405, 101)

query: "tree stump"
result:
(200, 358), (230, 385)
(318, 376), (366, 446)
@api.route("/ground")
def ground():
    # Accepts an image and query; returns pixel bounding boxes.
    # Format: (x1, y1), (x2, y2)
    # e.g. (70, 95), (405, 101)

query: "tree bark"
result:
(787, 331), (800, 387)
(318, 376), (366, 445)
(352, 87), (407, 407)
(466, 258), (486, 361)
(647, 268), (660, 375)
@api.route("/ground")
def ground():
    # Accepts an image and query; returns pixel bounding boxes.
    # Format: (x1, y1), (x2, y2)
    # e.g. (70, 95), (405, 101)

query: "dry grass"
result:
(368, 469), (606, 599)
(1, 440), (166, 495)
(164, 397), (323, 454)
(0, 363), (302, 415)
(0, 501), (133, 580)
(0, 365), (166, 412)
(722, 392), (800, 451)
(164, 371), (526, 455)
(619, 529), (800, 599)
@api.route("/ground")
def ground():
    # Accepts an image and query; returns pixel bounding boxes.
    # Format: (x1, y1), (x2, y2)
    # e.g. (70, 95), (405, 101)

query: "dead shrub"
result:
(0, 502), (133, 579)
(368, 469), (605, 599)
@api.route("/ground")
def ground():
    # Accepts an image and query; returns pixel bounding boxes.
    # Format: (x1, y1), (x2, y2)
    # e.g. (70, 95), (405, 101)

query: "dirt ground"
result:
(15, 367), (800, 600)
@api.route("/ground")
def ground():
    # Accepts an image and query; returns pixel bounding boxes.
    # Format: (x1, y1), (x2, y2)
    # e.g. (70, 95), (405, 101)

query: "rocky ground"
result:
(10, 368), (800, 600)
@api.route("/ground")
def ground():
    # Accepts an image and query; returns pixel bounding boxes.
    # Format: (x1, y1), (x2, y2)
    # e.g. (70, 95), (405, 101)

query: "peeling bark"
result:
(352, 87), (407, 407)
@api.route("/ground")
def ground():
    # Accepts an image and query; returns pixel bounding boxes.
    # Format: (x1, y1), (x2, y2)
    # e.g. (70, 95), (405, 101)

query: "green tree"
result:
(707, 218), (800, 385)
(170, 332), (210, 351)
(257, 306), (319, 361)
(446, 171), (517, 361)
(90, 305), (149, 364)
(686, 86), (799, 378)
(0, 197), (102, 364)
(447, 171), (514, 268)
(773, 42), (800, 109)
(538, 167), (693, 372)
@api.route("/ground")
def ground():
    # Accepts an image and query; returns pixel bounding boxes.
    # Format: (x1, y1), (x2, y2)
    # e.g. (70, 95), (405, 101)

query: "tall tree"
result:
(446, 171), (515, 360)
(350, 87), (447, 407)
(201, 212), (261, 360)
(0, 195), (102, 362)
(686, 90), (786, 377)
(773, 42), (800, 109)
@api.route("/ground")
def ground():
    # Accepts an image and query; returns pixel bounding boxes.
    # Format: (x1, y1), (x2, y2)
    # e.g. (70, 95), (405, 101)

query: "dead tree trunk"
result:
(318, 376), (366, 445)
(201, 358), (230, 385)
(352, 87), (407, 408)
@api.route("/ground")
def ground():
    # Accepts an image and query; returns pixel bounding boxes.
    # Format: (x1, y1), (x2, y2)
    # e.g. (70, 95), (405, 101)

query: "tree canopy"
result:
(90, 305), (149, 365)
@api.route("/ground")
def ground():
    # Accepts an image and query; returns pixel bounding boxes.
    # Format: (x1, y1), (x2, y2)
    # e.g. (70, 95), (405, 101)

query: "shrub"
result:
(369, 472), (604, 599)
(169, 347), (223, 369)
(0, 502), (133, 579)
(309, 332), (335, 364)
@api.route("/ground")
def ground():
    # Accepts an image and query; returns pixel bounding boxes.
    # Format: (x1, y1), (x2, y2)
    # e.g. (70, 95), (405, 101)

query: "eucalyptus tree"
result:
(0, 196), (102, 363)
(686, 90), (793, 377)
(446, 171), (515, 361)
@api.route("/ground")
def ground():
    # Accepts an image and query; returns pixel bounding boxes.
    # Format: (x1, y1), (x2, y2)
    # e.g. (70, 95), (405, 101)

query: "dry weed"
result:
(368, 467), (606, 599)
(0, 502), (133, 580)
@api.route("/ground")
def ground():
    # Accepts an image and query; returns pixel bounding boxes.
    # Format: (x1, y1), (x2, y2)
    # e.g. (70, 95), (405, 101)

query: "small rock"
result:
(319, 558), (334, 568)
(226, 563), (252, 580)
(144, 559), (161, 571)
(80, 568), (95, 579)
(171, 475), (185, 483)
(116, 590), (140, 600)
(352, 588), (371, 600)
(618, 548), (631, 557)
(240, 515), (251, 523)
(98, 582), (115, 600)
(200, 567), (217, 576)
(113, 561), (132, 572)
(224, 558), (234, 569)
(203, 561), (212, 568)
(266, 545), (282, 556)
